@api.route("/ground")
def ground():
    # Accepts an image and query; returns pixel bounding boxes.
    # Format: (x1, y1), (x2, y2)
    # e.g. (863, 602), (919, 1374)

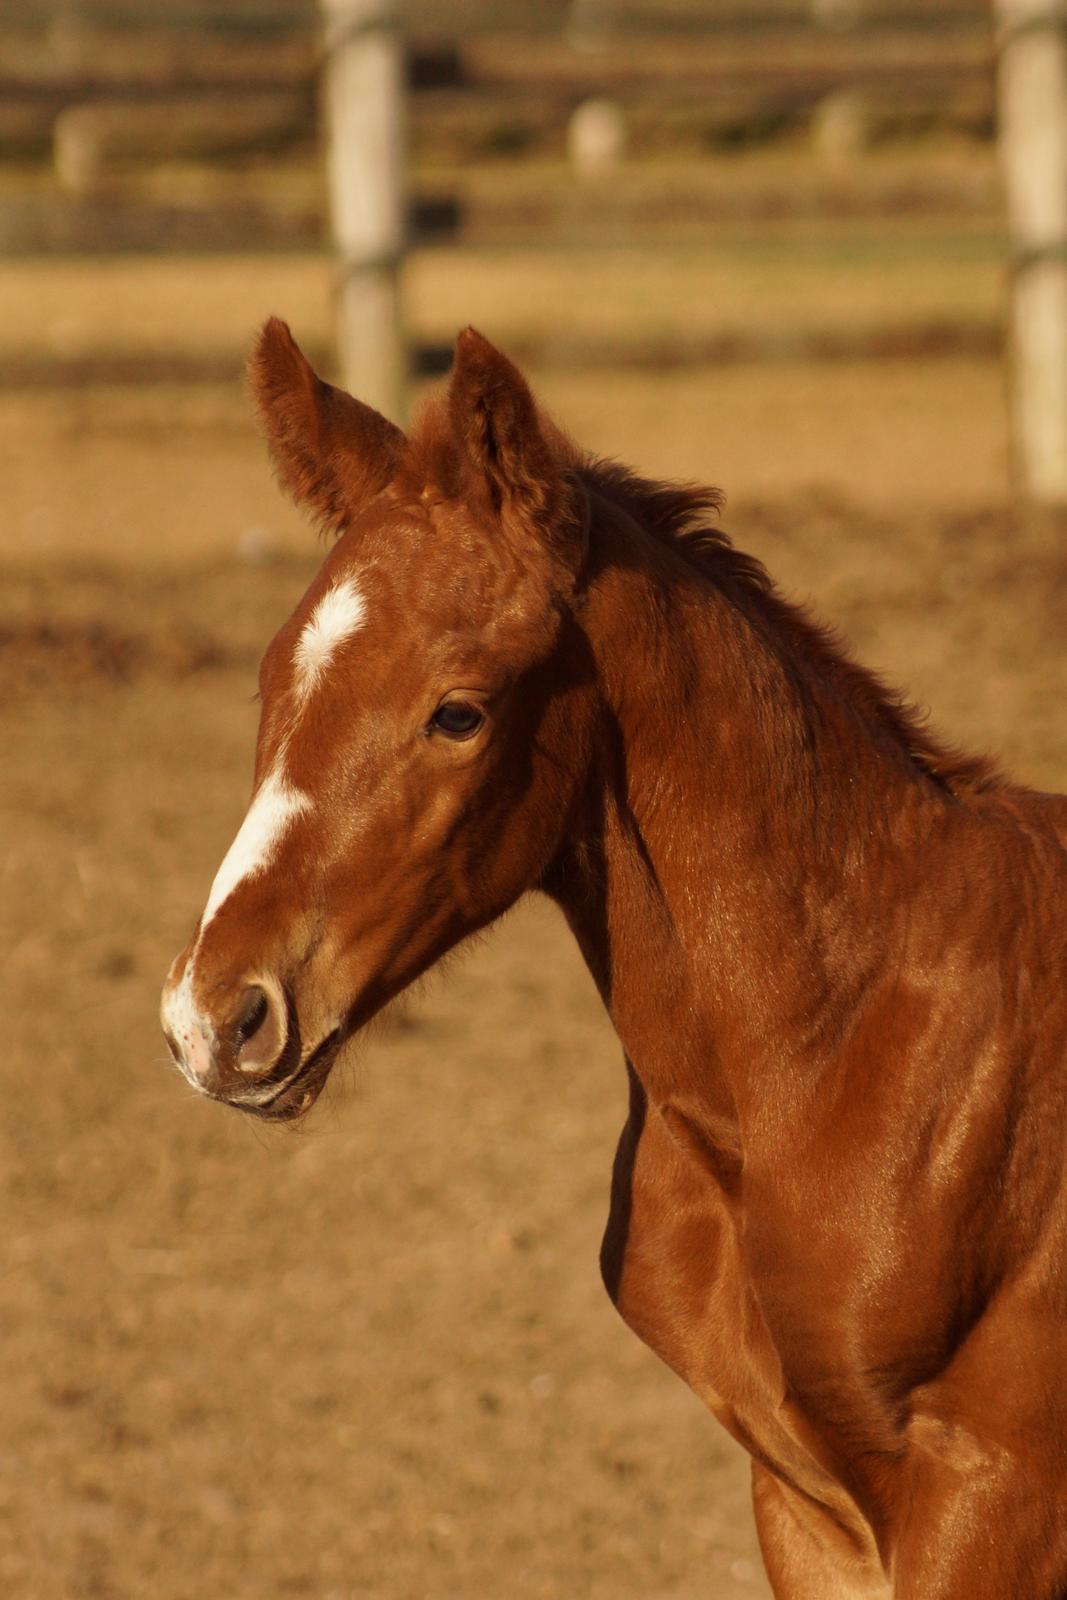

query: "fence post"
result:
(320, 0), (405, 421)
(996, 0), (1067, 503)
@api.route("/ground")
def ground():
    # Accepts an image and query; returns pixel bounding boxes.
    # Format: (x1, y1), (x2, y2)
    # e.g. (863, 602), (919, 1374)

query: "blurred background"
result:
(4, 2), (1067, 1596)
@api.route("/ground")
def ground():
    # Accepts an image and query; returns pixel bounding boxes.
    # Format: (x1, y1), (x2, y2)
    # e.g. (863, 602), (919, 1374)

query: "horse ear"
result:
(248, 318), (405, 536)
(447, 327), (586, 573)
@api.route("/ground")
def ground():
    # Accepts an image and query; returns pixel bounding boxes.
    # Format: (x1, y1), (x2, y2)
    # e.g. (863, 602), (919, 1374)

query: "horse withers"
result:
(162, 321), (1067, 1598)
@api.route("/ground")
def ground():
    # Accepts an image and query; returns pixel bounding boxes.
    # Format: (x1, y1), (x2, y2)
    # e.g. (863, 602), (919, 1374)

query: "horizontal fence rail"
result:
(0, 0), (1005, 404)
(1, 7), (998, 179)
(3, 2), (994, 32)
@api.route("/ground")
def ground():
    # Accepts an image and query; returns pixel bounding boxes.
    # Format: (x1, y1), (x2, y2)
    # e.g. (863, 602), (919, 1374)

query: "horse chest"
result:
(602, 1099), (869, 1520)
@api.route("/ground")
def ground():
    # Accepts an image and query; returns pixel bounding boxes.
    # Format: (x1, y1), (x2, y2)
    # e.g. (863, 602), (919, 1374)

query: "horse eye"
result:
(431, 701), (483, 738)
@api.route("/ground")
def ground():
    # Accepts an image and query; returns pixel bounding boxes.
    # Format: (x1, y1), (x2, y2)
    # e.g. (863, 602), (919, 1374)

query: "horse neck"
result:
(548, 504), (948, 1127)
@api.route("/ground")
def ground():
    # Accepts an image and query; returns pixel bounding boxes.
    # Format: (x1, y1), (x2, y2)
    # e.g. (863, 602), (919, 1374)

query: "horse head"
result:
(161, 322), (593, 1119)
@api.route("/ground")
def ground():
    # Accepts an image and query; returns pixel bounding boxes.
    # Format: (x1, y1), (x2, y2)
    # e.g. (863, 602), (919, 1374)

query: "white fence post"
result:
(996, 0), (1067, 503)
(320, 0), (405, 421)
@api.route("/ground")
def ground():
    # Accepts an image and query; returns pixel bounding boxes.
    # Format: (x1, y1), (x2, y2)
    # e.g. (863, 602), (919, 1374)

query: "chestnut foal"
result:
(163, 322), (1067, 1598)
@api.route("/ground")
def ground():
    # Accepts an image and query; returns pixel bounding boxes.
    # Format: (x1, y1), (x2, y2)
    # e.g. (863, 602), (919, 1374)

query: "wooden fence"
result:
(14, 1), (1067, 499)
(2, 3), (997, 187)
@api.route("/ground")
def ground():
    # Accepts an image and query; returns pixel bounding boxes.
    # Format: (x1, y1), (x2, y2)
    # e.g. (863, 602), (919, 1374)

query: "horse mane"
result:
(582, 458), (1004, 797)
(403, 389), (1001, 796)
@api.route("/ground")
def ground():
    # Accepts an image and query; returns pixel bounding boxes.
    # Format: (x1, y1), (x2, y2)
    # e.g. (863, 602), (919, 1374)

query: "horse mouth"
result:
(238, 1026), (345, 1123)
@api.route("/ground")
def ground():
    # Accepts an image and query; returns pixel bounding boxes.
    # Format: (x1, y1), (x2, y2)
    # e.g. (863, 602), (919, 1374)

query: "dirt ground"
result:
(4, 253), (1067, 1600)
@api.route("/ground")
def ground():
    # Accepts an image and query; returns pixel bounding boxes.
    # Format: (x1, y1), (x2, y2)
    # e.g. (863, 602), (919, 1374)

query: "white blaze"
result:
(162, 769), (309, 1088)
(293, 577), (366, 697)
(200, 575), (366, 930)
(165, 576), (366, 1075)
(201, 769), (311, 930)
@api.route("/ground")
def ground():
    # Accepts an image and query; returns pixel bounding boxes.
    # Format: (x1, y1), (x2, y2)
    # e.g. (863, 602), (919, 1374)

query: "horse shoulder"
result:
(599, 1072), (873, 1522)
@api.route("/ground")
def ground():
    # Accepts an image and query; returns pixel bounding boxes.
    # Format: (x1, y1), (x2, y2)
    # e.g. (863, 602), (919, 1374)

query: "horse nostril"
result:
(233, 986), (269, 1048)
(232, 982), (287, 1076)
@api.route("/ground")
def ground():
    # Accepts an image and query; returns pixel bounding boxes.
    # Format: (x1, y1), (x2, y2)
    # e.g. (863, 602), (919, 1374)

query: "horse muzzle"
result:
(160, 961), (321, 1117)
